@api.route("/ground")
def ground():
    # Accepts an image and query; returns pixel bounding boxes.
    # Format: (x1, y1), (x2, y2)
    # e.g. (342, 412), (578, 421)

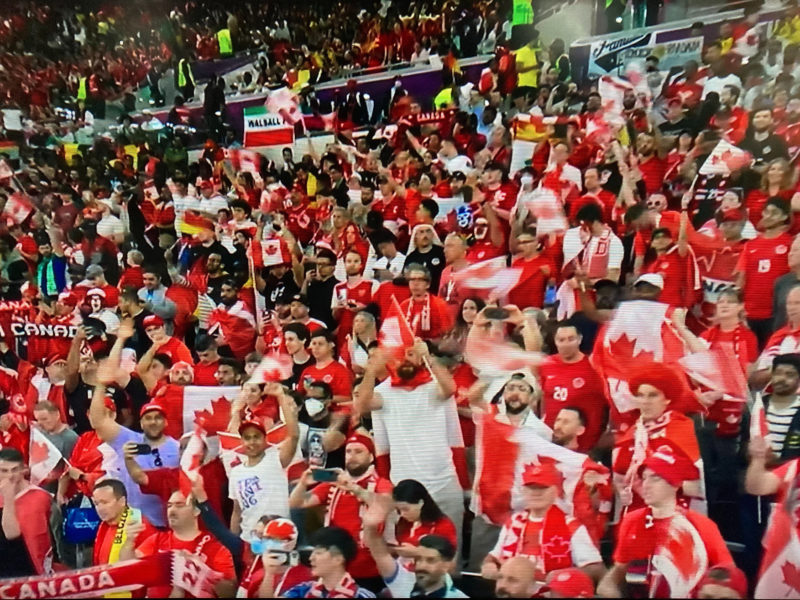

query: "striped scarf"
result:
(306, 573), (359, 598)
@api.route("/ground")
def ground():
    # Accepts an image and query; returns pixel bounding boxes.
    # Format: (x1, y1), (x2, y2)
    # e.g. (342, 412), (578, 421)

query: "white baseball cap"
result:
(634, 273), (664, 289)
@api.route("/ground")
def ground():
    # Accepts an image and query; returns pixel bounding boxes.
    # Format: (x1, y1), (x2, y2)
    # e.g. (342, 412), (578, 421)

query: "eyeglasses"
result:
(152, 447), (163, 468)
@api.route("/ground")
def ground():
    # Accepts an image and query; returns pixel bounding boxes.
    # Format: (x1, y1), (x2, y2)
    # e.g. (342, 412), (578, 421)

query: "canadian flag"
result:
(450, 256), (523, 301)
(154, 385), (240, 439)
(250, 237), (292, 268)
(678, 343), (748, 401)
(755, 460), (800, 598)
(379, 296), (416, 363)
(592, 300), (688, 416)
(29, 425), (66, 486)
(699, 140), (752, 176)
(519, 187), (568, 236)
(463, 332), (544, 377)
(179, 428), (206, 499)
(649, 512), (709, 598)
(2, 192), (34, 225)
(248, 353), (294, 383)
(750, 392), (769, 440)
(472, 412), (609, 526)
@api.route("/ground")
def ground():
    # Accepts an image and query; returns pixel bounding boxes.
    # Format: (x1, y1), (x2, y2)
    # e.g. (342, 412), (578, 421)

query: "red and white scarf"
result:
(406, 294), (431, 334)
(493, 506), (575, 574)
(306, 572), (359, 598)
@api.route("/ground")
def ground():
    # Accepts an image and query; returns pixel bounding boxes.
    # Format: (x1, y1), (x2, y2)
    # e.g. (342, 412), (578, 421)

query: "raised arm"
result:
(275, 385), (300, 469)
(89, 371), (122, 443)
(362, 495), (397, 580)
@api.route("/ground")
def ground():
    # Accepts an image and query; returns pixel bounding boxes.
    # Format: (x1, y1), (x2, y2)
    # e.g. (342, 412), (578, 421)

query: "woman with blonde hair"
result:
(744, 157), (795, 226)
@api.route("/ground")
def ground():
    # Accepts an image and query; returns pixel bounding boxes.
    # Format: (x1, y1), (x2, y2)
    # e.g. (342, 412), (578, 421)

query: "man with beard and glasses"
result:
(466, 370), (552, 571)
(364, 497), (468, 598)
(289, 434), (393, 593)
(357, 341), (468, 558)
(90, 371), (179, 528)
(208, 277), (258, 360)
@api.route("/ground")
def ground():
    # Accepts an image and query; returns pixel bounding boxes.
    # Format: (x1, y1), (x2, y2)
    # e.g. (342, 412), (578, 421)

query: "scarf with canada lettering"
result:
(306, 572), (359, 598)
(493, 506), (576, 574)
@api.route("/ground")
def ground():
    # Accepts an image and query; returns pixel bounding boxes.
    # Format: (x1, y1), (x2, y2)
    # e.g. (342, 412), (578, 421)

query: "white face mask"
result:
(305, 398), (326, 417)
(520, 174), (533, 188)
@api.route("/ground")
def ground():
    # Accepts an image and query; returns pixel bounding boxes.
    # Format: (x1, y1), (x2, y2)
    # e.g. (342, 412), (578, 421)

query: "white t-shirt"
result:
(97, 214), (125, 240)
(702, 73), (743, 100)
(365, 250), (406, 280)
(372, 379), (460, 497)
(198, 194), (230, 217)
(384, 561), (468, 598)
(228, 446), (290, 540)
(173, 193), (200, 232)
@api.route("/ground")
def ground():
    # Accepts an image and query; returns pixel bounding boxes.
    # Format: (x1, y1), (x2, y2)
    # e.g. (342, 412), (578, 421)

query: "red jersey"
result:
(238, 563), (311, 598)
(613, 507), (732, 568)
(310, 468), (393, 578)
(118, 266), (145, 291)
(633, 211), (682, 258)
(372, 194), (405, 223)
(373, 281), (411, 322)
(569, 190), (617, 226)
(93, 510), (157, 565)
(465, 238), (506, 263)
(734, 232), (792, 319)
(539, 354), (607, 452)
(508, 254), (553, 310)
(395, 515), (458, 548)
(298, 360), (353, 407)
(483, 182), (519, 213)
(638, 155), (667, 195)
(645, 249), (691, 307)
(193, 359), (220, 386)
(139, 459), (228, 521)
(689, 233), (745, 325)
(136, 531), (236, 597)
(453, 362), (479, 447)
(745, 188), (794, 227)
(332, 279), (378, 348)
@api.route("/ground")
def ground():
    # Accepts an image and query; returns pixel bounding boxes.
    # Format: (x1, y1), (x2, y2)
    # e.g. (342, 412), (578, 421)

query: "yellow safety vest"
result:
(77, 77), (87, 101)
(177, 59), (195, 89)
(217, 28), (233, 56)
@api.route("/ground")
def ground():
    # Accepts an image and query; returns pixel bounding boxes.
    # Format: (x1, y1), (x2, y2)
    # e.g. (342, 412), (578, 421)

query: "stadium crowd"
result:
(6, 0), (800, 598)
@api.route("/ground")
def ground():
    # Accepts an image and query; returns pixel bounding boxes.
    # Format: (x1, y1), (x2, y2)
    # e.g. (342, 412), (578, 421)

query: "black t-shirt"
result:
(740, 132), (789, 166)
(404, 246), (446, 291)
(66, 380), (129, 434)
(126, 308), (154, 359)
(658, 117), (692, 137)
(308, 277), (340, 330)
(0, 508), (35, 577)
(263, 270), (300, 311)
(285, 355), (315, 390)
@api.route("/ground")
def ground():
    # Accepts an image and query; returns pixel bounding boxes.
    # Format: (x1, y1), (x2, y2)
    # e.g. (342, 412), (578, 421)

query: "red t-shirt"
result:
(569, 190), (617, 225)
(645, 250), (688, 307)
(373, 281), (411, 321)
(395, 515), (458, 548)
(333, 279), (377, 348)
(539, 354), (608, 452)
(734, 232), (793, 319)
(633, 212), (682, 258)
(93, 513), (157, 566)
(613, 507), (732, 567)
(136, 531), (236, 597)
(298, 360), (354, 409)
(466, 238), (506, 263)
(638, 155), (667, 195)
(508, 254), (553, 310)
(193, 359), (220, 386)
(399, 294), (454, 340)
(139, 459), (228, 521)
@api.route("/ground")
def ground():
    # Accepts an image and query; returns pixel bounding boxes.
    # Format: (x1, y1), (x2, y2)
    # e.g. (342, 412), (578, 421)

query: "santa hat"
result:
(263, 518), (299, 551)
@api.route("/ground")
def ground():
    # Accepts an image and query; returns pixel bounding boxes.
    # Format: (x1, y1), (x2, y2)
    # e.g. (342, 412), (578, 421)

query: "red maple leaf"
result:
(607, 333), (657, 364)
(264, 243), (278, 255)
(542, 535), (571, 561)
(30, 440), (50, 464)
(193, 397), (232, 436)
(782, 562), (800, 594)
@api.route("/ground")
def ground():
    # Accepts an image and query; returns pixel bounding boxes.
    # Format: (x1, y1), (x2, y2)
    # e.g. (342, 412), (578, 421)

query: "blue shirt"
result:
(283, 581), (376, 598)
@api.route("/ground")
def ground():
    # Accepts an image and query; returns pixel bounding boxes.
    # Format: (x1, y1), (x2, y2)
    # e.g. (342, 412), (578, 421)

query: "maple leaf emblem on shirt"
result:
(542, 535), (571, 561)
(265, 243), (278, 255)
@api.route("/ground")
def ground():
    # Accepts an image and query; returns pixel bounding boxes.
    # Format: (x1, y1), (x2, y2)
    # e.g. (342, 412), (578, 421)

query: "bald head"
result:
(495, 557), (537, 598)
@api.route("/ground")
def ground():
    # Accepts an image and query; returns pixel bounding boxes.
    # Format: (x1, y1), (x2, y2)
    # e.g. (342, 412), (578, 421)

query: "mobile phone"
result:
(311, 468), (340, 482)
(133, 444), (152, 455)
(484, 307), (510, 320)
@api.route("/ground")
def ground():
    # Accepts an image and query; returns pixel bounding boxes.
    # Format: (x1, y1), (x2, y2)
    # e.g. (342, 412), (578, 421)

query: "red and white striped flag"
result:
(29, 425), (66, 485)
(519, 187), (568, 236)
(154, 385), (240, 439)
(450, 257), (523, 301)
(379, 296), (416, 363)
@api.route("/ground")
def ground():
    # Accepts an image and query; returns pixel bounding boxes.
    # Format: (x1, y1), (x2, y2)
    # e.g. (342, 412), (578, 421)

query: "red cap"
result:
(143, 315), (165, 329)
(539, 568), (594, 598)
(44, 353), (67, 367)
(522, 461), (563, 489)
(57, 291), (78, 307)
(238, 419), (267, 436)
(719, 208), (746, 223)
(695, 564), (748, 599)
(199, 179), (214, 190)
(345, 433), (375, 456)
(639, 442), (700, 488)
(139, 402), (166, 418)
